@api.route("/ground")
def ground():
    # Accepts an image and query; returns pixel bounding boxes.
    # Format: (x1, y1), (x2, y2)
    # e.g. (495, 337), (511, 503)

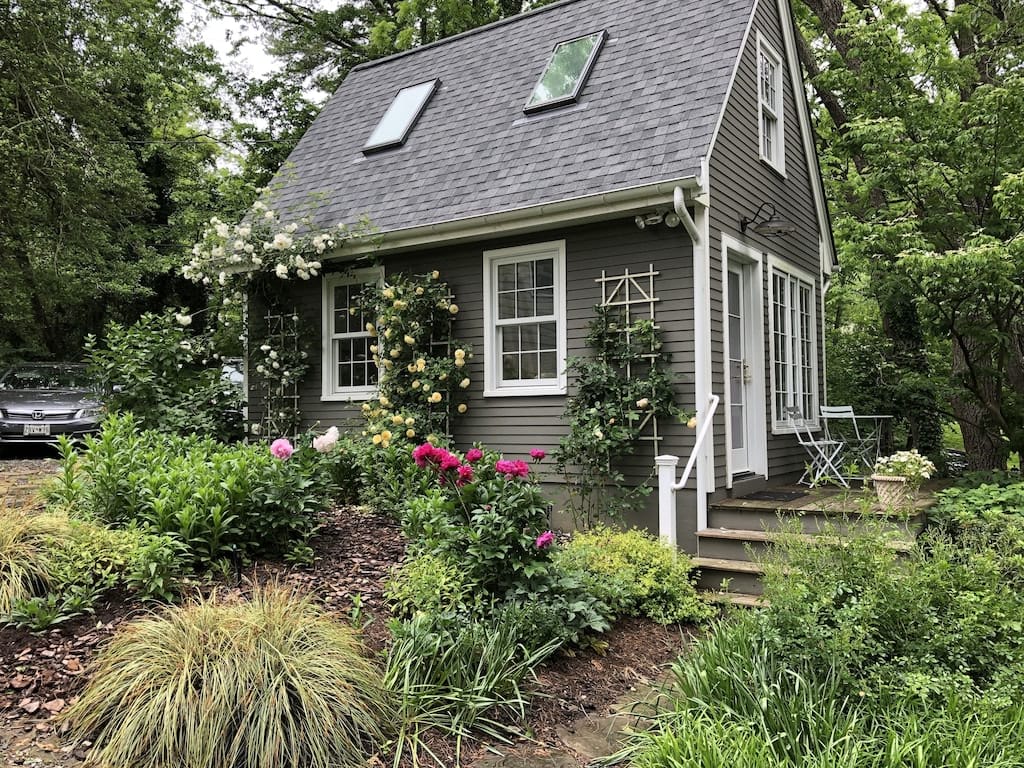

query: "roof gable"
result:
(267, 0), (755, 236)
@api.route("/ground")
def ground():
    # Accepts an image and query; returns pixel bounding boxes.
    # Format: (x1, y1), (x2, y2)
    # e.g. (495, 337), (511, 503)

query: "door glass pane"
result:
(732, 404), (744, 448)
(729, 314), (742, 355)
(730, 359), (744, 403)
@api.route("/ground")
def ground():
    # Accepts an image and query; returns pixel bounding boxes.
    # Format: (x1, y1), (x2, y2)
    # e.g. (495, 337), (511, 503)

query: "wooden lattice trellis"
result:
(595, 265), (663, 453)
(257, 309), (303, 439)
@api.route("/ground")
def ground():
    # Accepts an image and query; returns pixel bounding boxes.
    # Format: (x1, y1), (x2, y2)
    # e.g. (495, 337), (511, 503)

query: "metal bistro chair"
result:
(785, 407), (849, 488)
(820, 405), (880, 475)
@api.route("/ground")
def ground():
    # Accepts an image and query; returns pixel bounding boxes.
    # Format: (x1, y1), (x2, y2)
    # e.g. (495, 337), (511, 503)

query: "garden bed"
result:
(1, 504), (696, 767)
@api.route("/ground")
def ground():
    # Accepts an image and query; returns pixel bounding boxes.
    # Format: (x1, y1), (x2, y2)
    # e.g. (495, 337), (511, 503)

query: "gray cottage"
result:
(253, 0), (836, 562)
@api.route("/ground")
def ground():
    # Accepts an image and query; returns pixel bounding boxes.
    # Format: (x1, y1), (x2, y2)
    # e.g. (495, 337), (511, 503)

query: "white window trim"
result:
(321, 267), (383, 402)
(482, 241), (568, 397)
(767, 255), (818, 433)
(757, 32), (786, 177)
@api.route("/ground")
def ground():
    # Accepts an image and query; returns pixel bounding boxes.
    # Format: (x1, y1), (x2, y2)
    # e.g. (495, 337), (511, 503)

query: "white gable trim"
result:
(775, 0), (837, 275)
(704, 0), (837, 277)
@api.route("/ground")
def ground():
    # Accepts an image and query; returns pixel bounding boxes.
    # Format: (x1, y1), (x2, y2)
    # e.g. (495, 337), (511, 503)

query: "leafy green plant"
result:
(385, 552), (478, 619)
(553, 526), (712, 625)
(7, 593), (81, 631)
(64, 586), (393, 768)
(555, 308), (685, 526)
(67, 414), (334, 568)
(383, 611), (560, 768)
(85, 310), (243, 438)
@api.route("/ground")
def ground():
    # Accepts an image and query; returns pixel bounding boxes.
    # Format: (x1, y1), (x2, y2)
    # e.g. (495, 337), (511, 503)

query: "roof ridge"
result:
(350, 0), (586, 74)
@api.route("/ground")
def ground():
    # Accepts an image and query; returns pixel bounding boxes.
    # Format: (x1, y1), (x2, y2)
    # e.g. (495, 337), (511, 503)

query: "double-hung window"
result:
(483, 241), (567, 397)
(769, 258), (817, 430)
(757, 34), (785, 174)
(322, 268), (382, 400)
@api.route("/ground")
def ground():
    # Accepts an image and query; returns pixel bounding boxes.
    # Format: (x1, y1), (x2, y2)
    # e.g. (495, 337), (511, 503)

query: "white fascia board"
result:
(775, 0), (837, 275)
(704, 0), (760, 164)
(324, 177), (703, 260)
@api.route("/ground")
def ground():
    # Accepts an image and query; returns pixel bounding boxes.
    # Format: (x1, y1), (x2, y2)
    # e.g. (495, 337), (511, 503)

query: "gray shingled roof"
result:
(266, 0), (755, 235)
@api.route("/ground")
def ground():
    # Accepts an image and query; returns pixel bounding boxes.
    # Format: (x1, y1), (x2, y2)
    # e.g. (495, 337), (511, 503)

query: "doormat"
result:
(742, 490), (808, 502)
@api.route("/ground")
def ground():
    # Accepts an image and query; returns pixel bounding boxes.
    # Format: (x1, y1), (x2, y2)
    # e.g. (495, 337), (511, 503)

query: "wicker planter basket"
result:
(871, 474), (916, 509)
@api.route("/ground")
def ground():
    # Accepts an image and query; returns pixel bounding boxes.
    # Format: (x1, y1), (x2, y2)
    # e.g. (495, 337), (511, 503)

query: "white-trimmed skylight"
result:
(525, 31), (606, 113)
(364, 79), (440, 152)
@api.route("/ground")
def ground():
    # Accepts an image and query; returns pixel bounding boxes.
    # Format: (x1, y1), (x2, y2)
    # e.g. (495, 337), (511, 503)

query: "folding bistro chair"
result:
(820, 405), (880, 474)
(785, 407), (849, 488)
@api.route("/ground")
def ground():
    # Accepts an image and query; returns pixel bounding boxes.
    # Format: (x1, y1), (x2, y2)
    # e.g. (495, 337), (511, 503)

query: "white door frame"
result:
(721, 234), (769, 484)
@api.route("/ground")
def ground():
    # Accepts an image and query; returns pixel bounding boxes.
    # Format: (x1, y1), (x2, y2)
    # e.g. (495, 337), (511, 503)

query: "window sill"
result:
(759, 156), (787, 179)
(484, 384), (566, 398)
(321, 389), (378, 403)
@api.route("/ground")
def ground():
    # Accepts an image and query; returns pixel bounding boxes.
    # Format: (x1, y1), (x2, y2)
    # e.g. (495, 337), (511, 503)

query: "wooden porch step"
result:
(693, 556), (764, 573)
(692, 556), (765, 595)
(696, 527), (915, 561)
(706, 592), (768, 609)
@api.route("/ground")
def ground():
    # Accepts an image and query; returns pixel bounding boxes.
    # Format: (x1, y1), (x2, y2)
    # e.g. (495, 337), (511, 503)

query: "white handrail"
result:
(656, 393), (720, 548)
(674, 393), (720, 491)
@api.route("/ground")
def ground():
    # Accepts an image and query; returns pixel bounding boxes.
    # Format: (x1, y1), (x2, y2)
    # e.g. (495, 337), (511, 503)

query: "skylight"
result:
(525, 31), (606, 113)
(364, 79), (440, 152)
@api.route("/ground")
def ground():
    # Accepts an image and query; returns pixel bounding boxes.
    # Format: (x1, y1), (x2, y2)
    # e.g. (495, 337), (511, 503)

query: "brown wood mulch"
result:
(1, 501), (696, 767)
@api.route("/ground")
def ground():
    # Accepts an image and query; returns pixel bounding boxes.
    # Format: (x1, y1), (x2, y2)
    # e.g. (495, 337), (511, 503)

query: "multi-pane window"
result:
(322, 270), (381, 399)
(771, 266), (816, 427)
(483, 242), (566, 396)
(758, 35), (785, 173)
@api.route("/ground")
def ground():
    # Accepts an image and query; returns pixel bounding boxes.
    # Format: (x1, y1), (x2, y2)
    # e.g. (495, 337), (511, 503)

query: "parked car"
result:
(0, 363), (103, 444)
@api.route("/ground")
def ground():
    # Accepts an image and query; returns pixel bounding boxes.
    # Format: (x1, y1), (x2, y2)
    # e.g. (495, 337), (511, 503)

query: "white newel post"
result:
(656, 454), (681, 549)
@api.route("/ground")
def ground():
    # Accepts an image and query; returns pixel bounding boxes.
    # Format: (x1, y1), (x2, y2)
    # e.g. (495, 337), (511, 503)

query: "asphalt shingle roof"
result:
(266, 0), (755, 234)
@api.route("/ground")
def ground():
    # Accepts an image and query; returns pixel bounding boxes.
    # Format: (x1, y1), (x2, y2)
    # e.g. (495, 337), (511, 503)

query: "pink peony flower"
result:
(439, 451), (461, 472)
(465, 448), (484, 463)
(495, 459), (530, 479)
(312, 426), (339, 453)
(456, 464), (474, 486)
(270, 438), (294, 460)
(530, 448), (546, 461)
(412, 442), (437, 467)
(535, 531), (555, 549)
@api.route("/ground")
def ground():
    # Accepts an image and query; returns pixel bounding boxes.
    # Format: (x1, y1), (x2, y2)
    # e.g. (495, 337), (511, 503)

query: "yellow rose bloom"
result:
(407, 363), (417, 373)
(381, 439), (390, 448)
(431, 270), (439, 279)
(372, 434), (382, 445)
(455, 358), (465, 368)
(416, 358), (426, 371)
(369, 345), (378, 354)
(687, 416), (698, 429)
(430, 391), (442, 403)
(379, 396), (390, 407)
(454, 348), (466, 359)
(415, 287), (424, 295)
(412, 380), (421, 389)
(382, 288), (395, 300)
(390, 348), (401, 358)
(406, 429), (416, 438)
(384, 328), (392, 339)
(404, 334), (415, 346)
(457, 403), (468, 414)
(449, 304), (459, 315)
(382, 430), (392, 441)
(405, 417), (415, 426)
(459, 378), (470, 389)
(392, 415), (405, 426)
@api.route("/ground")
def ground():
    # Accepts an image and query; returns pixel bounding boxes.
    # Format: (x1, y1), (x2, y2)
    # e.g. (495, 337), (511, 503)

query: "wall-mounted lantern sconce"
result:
(739, 202), (796, 237)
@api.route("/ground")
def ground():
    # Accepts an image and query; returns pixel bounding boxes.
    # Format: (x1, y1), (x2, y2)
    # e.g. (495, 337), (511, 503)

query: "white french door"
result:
(727, 265), (752, 473)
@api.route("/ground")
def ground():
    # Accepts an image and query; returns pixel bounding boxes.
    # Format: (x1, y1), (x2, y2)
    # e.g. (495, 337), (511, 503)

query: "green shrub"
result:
(385, 552), (477, 620)
(928, 480), (1024, 536)
(383, 611), (560, 767)
(554, 526), (712, 624)
(85, 310), (243, 439)
(65, 414), (335, 568)
(64, 586), (393, 768)
(357, 439), (436, 517)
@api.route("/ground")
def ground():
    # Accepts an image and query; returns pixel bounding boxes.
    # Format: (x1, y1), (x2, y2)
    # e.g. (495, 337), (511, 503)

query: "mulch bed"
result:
(1, 502), (697, 767)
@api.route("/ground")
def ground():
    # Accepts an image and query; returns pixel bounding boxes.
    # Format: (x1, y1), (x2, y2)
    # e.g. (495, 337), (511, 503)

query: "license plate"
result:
(23, 424), (50, 436)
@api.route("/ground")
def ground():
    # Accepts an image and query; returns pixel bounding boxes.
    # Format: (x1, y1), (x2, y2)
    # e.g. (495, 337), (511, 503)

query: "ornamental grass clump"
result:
(0, 511), (68, 614)
(64, 586), (393, 768)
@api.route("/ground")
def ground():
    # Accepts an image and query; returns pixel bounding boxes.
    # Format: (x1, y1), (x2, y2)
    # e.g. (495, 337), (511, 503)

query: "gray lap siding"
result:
(707, 0), (826, 484)
(250, 218), (697, 530)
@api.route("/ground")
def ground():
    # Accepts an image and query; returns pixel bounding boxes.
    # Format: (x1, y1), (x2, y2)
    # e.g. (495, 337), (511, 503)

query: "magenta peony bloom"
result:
(439, 451), (461, 472)
(270, 438), (294, 460)
(465, 448), (484, 463)
(412, 442), (437, 467)
(535, 531), (555, 549)
(456, 463), (474, 486)
(495, 459), (530, 478)
(530, 448), (546, 461)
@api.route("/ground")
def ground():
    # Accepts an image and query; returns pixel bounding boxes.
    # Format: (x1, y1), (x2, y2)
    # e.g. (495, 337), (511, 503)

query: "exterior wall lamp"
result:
(739, 202), (796, 237)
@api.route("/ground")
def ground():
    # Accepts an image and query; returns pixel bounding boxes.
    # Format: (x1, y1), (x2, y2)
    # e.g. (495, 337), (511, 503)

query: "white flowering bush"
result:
(184, 200), (375, 433)
(874, 449), (937, 488)
(355, 271), (470, 448)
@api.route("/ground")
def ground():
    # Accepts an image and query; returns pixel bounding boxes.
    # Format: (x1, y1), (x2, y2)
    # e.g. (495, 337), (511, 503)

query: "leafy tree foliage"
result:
(0, 0), (225, 361)
(796, 0), (1024, 468)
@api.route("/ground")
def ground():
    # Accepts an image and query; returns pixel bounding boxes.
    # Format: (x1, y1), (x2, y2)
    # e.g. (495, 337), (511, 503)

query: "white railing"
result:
(655, 393), (720, 548)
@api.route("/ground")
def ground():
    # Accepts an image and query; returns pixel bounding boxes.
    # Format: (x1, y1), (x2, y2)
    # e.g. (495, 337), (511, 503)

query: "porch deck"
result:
(694, 481), (943, 602)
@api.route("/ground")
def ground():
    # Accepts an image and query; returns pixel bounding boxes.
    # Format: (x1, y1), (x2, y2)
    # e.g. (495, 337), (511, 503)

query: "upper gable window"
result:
(524, 31), (606, 113)
(363, 79), (440, 152)
(757, 34), (785, 175)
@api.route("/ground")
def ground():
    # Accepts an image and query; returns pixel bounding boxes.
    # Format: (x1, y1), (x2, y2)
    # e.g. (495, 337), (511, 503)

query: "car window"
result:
(0, 366), (91, 390)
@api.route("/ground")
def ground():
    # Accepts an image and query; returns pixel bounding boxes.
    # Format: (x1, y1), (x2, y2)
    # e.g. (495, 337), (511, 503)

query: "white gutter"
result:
(330, 177), (702, 258)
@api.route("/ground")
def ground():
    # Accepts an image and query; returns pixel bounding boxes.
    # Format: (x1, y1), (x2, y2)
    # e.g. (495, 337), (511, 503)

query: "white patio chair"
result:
(820, 405), (880, 474)
(785, 407), (849, 488)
